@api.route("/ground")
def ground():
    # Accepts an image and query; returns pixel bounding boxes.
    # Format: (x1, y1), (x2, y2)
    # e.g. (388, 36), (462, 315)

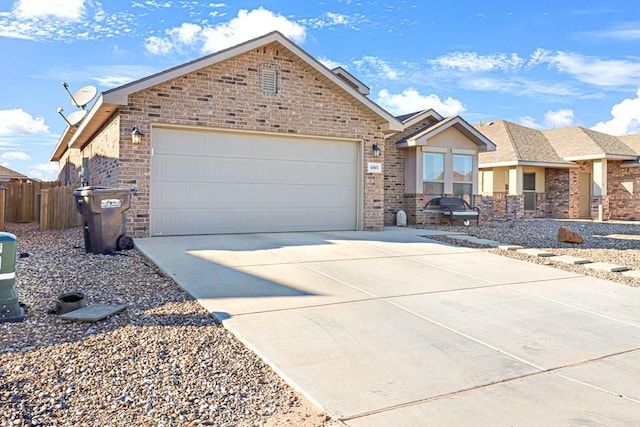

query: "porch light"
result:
(372, 143), (381, 157)
(131, 126), (144, 144)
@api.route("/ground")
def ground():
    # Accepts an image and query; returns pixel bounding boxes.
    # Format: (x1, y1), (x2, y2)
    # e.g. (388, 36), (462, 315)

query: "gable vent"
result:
(262, 69), (277, 94)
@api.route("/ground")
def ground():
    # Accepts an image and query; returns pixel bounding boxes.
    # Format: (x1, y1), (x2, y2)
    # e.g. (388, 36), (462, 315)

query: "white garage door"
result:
(150, 127), (361, 236)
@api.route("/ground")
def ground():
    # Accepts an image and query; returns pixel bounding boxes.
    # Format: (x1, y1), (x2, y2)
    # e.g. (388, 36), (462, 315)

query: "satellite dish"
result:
(71, 85), (97, 109)
(67, 110), (88, 126)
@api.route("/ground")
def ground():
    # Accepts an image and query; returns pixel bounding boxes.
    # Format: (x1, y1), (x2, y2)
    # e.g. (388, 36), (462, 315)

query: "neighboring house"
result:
(476, 120), (640, 221)
(51, 31), (495, 237)
(0, 165), (28, 183)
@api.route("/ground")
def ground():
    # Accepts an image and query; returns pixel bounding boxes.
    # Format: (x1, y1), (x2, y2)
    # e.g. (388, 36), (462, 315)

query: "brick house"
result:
(0, 165), (28, 183)
(476, 120), (640, 221)
(385, 110), (496, 225)
(51, 31), (495, 237)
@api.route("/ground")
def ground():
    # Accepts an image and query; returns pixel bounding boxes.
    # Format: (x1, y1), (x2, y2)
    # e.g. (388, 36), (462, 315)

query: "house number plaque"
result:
(368, 162), (382, 173)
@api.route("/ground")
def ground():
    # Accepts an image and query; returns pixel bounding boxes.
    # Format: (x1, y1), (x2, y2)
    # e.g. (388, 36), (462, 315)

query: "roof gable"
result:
(52, 31), (402, 161)
(396, 115), (496, 152)
(397, 109), (444, 127)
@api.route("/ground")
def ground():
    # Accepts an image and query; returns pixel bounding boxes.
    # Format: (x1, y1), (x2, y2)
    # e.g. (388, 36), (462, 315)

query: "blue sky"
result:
(1, 0), (639, 180)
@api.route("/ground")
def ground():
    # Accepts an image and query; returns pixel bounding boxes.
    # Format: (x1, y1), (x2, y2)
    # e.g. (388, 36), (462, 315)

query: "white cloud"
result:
(0, 109), (49, 135)
(301, 12), (366, 30)
(1, 1), (130, 41)
(1, 151), (30, 161)
(460, 76), (580, 98)
(353, 56), (403, 80)
(519, 116), (543, 130)
(544, 109), (575, 128)
(530, 50), (640, 87)
(376, 88), (466, 116)
(583, 22), (640, 41)
(200, 8), (306, 54)
(318, 57), (345, 71)
(29, 162), (59, 180)
(145, 8), (306, 55)
(591, 87), (640, 135)
(168, 22), (202, 45)
(13, 0), (86, 21)
(428, 52), (524, 72)
(519, 109), (575, 130)
(145, 35), (177, 55)
(144, 22), (203, 54)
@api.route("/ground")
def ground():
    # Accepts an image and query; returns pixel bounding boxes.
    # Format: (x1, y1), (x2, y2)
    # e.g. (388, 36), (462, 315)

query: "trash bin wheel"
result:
(117, 235), (134, 251)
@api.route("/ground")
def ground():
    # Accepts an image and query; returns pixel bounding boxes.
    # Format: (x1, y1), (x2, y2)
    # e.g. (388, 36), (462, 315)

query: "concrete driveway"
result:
(135, 227), (640, 426)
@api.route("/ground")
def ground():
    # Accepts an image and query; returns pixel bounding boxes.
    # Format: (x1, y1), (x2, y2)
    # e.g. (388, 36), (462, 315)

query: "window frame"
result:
(422, 152), (445, 203)
(452, 154), (474, 204)
(523, 172), (536, 211)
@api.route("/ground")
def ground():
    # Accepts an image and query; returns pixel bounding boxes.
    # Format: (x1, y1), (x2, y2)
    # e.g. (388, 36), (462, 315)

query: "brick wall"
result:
(109, 41), (385, 237)
(384, 117), (439, 225)
(545, 168), (570, 218)
(84, 115), (121, 188)
(607, 161), (640, 220)
(59, 148), (82, 186)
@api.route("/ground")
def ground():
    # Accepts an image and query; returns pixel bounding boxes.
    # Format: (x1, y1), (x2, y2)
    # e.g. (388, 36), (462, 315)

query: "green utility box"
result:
(0, 232), (24, 323)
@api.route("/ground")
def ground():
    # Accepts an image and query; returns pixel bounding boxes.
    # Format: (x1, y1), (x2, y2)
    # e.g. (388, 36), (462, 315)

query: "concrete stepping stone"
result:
(471, 239), (501, 247)
(622, 270), (640, 278)
(550, 255), (591, 265)
(583, 262), (628, 273)
(446, 235), (476, 241)
(59, 304), (127, 322)
(516, 248), (555, 257)
(498, 245), (524, 251)
(446, 235), (500, 247)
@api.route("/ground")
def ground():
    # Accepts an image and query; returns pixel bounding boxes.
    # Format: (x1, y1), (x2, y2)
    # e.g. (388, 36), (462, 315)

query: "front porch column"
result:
(508, 166), (523, 196)
(593, 160), (608, 220)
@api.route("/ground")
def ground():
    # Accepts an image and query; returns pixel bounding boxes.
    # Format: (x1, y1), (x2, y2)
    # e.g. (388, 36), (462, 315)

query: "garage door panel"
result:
(151, 128), (360, 235)
(153, 154), (356, 185)
(154, 129), (357, 163)
(153, 207), (355, 235)
(153, 182), (355, 209)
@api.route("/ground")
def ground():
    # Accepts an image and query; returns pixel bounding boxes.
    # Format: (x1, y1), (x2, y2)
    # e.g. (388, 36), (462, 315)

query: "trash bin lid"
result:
(73, 186), (133, 196)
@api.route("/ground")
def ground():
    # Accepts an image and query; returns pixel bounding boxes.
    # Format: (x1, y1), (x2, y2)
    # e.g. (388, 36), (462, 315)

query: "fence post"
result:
(0, 186), (5, 231)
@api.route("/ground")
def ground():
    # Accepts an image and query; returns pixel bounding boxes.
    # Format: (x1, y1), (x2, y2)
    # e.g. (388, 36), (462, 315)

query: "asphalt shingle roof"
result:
(475, 120), (570, 165)
(0, 165), (27, 180)
(543, 127), (637, 158)
(619, 133), (640, 155)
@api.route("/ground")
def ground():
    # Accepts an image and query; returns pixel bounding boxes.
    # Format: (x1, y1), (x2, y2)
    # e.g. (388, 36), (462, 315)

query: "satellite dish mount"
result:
(62, 81), (97, 110)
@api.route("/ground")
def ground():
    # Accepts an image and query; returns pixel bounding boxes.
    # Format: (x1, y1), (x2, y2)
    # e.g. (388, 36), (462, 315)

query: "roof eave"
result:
(563, 154), (638, 161)
(479, 160), (578, 169)
(50, 124), (74, 161)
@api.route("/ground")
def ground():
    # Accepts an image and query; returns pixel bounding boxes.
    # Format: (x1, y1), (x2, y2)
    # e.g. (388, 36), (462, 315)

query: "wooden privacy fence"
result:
(40, 185), (82, 231)
(3, 181), (59, 223)
(0, 182), (81, 231)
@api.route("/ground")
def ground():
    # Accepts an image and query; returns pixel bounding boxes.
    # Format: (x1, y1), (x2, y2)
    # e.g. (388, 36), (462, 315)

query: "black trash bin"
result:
(73, 186), (134, 255)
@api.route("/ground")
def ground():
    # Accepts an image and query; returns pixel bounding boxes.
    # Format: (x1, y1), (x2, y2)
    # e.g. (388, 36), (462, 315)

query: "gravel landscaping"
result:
(417, 219), (640, 288)
(3, 219), (639, 426)
(1, 223), (331, 427)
